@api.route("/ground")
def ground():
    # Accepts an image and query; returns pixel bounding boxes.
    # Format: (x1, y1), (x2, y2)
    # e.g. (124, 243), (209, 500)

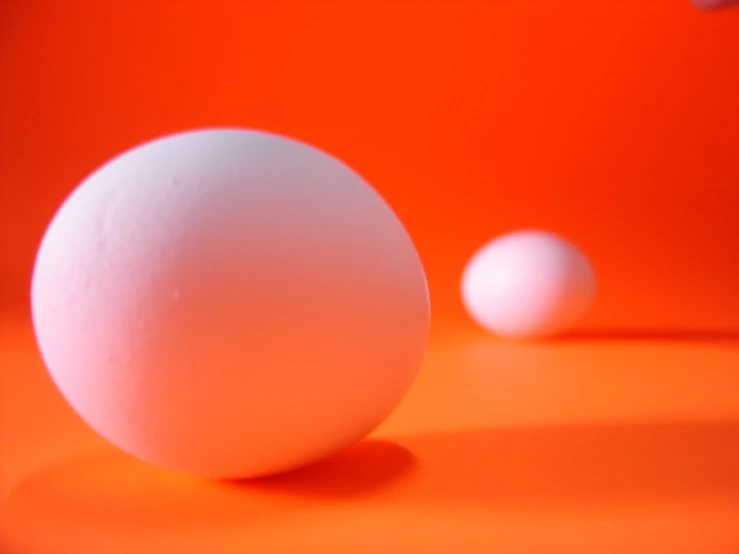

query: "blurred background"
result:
(2, 0), (738, 336)
(3, 4), (739, 553)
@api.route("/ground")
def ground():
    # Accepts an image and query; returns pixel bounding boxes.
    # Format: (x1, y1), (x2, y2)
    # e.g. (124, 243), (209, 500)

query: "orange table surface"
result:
(1, 313), (738, 554)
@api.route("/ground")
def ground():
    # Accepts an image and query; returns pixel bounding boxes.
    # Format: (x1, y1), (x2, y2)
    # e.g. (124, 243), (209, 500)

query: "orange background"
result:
(1, 1), (739, 553)
(2, 0), (739, 332)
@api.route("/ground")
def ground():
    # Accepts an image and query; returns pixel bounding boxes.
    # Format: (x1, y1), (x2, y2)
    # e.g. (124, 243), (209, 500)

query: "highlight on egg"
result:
(31, 128), (430, 479)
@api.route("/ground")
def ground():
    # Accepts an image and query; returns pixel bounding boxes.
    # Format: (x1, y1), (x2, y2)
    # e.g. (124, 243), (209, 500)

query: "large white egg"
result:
(461, 230), (595, 339)
(31, 128), (430, 479)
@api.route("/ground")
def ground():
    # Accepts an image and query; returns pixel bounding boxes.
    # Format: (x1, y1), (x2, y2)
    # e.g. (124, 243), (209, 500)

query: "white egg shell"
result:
(461, 230), (595, 339)
(31, 128), (430, 479)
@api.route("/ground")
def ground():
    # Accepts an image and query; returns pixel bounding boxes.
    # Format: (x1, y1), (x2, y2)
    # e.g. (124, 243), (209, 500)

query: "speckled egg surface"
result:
(31, 128), (430, 479)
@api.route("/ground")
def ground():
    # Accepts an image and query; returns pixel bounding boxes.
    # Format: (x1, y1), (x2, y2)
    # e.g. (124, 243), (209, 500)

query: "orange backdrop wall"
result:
(2, 0), (738, 334)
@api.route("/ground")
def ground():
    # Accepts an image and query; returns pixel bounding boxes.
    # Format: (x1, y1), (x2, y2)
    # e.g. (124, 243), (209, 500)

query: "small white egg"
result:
(461, 230), (595, 339)
(31, 128), (430, 479)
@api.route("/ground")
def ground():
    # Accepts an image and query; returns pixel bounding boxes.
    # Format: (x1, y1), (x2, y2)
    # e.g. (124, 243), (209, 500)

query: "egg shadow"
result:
(236, 440), (418, 498)
(460, 324), (739, 344)
(3, 439), (417, 541)
(5, 421), (739, 553)
(561, 328), (739, 343)
(395, 420), (739, 506)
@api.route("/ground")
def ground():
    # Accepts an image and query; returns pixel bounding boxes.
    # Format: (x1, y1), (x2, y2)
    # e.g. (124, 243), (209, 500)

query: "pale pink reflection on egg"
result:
(31, 128), (430, 479)
(461, 230), (595, 339)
